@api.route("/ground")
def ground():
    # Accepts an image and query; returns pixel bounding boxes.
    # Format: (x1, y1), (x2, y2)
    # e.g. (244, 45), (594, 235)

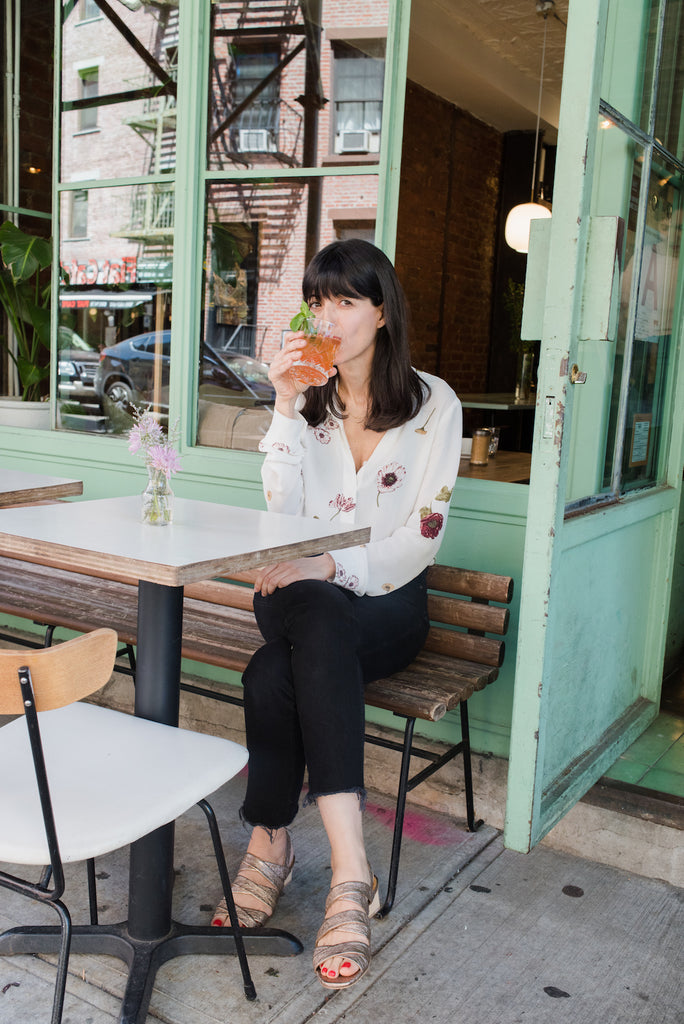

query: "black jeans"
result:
(241, 571), (430, 829)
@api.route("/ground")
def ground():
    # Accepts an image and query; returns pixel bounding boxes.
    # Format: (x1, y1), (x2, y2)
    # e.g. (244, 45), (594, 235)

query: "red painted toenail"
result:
(341, 961), (352, 969)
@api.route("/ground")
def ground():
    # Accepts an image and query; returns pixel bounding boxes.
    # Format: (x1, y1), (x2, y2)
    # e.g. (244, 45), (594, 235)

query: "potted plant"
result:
(0, 220), (54, 427)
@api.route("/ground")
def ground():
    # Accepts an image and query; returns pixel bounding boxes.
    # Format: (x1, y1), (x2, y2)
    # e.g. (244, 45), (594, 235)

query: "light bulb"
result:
(504, 202), (552, 253)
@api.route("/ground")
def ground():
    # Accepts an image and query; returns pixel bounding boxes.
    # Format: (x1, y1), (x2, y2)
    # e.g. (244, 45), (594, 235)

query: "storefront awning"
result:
(59, 290), (157, 310)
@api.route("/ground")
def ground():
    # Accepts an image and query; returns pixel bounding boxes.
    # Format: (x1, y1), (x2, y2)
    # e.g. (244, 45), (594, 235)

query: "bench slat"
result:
(428, 593), (509, 635)
(424, 627), (504, 667)
(426, 564), (513, 604)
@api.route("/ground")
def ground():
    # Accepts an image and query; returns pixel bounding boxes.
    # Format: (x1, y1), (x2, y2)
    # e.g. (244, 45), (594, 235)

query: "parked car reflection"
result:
(57, 326), (105, 431)
(93, 329), (275, 449)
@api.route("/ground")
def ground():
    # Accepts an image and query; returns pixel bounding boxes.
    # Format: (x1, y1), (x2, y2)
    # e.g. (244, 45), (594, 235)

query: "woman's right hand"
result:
(269, 331), (336, 416)
(268, 331), (310, 411)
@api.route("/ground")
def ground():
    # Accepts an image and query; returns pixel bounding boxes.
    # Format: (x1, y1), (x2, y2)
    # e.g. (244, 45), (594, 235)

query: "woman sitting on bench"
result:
(212, 238), (462, 989)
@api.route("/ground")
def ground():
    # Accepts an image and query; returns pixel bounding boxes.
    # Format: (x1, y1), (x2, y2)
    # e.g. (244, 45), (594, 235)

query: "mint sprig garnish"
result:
(289, 300), (312, 332)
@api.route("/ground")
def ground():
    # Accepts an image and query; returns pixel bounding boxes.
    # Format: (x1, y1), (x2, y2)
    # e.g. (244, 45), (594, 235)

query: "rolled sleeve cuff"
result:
(258, 408), (307, 458)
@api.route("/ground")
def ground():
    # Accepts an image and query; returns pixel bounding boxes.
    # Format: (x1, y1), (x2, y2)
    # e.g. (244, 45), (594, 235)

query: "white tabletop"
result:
(0, 467), (83, 505)
(0, 495), (370, 586)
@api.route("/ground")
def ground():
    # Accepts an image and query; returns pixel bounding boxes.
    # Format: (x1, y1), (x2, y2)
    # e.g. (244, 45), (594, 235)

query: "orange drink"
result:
(290, 318), (341, 387)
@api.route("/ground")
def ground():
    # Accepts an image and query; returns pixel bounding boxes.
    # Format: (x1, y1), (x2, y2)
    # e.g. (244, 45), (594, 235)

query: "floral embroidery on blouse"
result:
(377, 462), (407, 506)
(414, 408), (435, 435)
(334, 562), (359, 591)
(418, 483), (453, 539)
(329, 493), (356, 519)
(312, 416), (339, 445)
(259, 439), (292, 454)
(420, 510), (444, 539)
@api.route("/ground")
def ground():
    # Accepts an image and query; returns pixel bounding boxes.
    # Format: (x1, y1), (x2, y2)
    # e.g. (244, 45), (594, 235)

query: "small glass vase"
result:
(515, 351), (534, 402)
(141, 467), (173, 526)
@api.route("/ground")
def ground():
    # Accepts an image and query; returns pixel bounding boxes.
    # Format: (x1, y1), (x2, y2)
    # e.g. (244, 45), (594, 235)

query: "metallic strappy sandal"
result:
(313, 871), (380, 989)
(212, 829), (295, 929)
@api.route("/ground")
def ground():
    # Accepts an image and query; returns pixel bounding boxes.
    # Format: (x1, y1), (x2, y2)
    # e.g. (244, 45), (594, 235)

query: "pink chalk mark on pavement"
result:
(365, 799), (468, 847)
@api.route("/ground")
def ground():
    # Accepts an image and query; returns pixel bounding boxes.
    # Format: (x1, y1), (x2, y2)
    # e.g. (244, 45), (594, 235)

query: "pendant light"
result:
(504, 1), (554, 253)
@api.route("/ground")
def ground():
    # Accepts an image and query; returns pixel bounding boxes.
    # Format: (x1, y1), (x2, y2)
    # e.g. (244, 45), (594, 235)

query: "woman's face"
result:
(308, 294), (384, 372)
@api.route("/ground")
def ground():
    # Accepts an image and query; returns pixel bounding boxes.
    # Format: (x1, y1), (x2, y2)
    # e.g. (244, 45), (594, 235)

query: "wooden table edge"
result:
(0, 525), (372, 587)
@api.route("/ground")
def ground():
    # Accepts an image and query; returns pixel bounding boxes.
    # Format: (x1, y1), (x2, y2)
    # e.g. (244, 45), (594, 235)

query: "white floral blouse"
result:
(258, 371), (463, 597)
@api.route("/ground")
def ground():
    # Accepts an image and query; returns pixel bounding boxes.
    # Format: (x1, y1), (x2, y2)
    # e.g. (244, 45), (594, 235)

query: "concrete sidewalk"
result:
(0, 773), (681, 1024)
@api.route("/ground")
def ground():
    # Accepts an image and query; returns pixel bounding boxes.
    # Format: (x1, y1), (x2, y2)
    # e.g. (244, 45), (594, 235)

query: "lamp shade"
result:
(504, 202), (552, 253)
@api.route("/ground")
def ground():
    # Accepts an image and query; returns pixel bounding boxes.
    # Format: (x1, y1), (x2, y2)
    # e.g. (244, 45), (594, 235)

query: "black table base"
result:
(0, 921), (303, 1022)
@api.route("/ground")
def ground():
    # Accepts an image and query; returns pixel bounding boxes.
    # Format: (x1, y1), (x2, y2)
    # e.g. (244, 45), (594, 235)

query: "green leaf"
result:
(289, 299), (312, 332)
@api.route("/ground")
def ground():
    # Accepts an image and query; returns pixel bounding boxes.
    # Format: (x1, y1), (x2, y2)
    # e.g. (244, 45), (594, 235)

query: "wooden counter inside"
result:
(458, 450), (531, 484)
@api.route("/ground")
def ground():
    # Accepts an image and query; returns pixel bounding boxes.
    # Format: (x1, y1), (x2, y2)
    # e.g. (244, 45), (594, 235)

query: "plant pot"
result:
(0, 396), (51, 429)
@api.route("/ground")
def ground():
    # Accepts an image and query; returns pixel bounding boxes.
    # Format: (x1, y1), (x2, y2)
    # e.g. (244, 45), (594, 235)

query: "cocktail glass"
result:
(290, 318), (341, 387)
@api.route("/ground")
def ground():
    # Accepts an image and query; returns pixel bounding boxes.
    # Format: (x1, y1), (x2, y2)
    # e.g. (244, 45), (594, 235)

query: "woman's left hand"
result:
(253, 554), (336, 596)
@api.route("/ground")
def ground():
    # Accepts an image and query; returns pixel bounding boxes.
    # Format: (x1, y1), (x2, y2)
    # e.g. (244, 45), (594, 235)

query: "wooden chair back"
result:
(0, 628), (118, 715)
(423, 564), (513, 668)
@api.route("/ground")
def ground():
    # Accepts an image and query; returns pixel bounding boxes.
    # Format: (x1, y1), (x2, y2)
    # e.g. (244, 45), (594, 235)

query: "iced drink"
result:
(290, 318), (340, 387)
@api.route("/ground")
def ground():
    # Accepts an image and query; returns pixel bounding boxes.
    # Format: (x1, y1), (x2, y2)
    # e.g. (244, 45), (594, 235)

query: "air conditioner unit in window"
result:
(338, 129), (372, 153)
(238, 128), (275, 153)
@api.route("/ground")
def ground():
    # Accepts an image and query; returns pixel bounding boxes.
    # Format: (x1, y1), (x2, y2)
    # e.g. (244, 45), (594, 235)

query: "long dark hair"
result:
(299, 239), (429, 429)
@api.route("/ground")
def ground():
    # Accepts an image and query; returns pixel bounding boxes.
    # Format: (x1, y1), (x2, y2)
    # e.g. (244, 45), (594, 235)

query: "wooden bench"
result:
(0, 554), (513, 915)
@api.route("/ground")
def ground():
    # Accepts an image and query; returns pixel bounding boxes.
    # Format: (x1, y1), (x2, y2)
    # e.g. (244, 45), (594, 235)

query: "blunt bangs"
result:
(302, 240), (384, 307)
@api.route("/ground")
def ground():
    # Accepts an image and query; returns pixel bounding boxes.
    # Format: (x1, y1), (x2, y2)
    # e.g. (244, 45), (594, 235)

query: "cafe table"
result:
(0, 495), (370, 1023)
(458, 449), (532, 484)
(0, 467), (83, 506)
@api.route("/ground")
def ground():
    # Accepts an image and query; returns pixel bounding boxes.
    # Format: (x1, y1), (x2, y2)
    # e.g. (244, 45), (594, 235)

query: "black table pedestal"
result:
(0, 922), (302, 1022)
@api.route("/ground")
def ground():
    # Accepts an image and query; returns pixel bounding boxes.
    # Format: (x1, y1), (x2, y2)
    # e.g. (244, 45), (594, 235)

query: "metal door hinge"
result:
(570, 364), (587, 384)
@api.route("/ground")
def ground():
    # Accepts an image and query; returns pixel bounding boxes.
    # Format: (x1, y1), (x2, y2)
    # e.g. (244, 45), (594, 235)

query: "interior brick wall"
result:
(17, 0), (54, 221)
(395, 81), (503, 397)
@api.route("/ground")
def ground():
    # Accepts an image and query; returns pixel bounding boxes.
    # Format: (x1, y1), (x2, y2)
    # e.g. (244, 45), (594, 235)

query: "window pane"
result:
(197, 175), (378, 450)
(58, 184), (173, 435)
(333, 41), (385, 152)
(70, 189), (89, 238)
(208, 1), (387, 169)
(79, 70), (99, 131)
(567, 117), (683, 502)
(605, 156), (682, 492)
(61, 1), (178, 178)
(564, 121), (642, 504)
(601, 0), (655, 129)
(654, 0), (684, 160)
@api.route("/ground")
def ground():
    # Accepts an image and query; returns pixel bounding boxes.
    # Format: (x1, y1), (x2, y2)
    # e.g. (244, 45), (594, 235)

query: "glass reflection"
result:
(61, 0), (178, 180)
(208, 0), (387, 170)
(58, 184), (173, 434)
(654, 0), (684, 161)
(197, 176), (377, 449)
(601, 0), (654, 129)
(598, 141), (682, 492)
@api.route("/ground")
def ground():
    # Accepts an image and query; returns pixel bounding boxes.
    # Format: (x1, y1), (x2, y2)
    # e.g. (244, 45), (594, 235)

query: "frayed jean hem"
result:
(302, 787), (367, 812)
(239, 805), (297, 838)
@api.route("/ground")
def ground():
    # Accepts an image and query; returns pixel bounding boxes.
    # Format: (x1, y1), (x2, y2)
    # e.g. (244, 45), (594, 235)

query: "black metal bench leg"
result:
(196, 798), (257, 1001)
(377, 716), (416, 919)
(459, 701), (482, 832)
(86, 858), (98, 925)
(43, 625), (55, 648)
